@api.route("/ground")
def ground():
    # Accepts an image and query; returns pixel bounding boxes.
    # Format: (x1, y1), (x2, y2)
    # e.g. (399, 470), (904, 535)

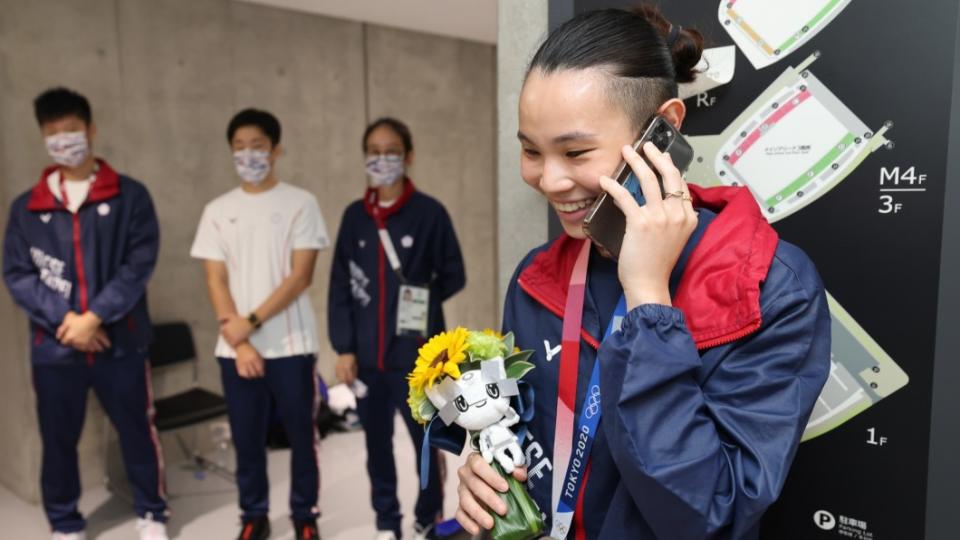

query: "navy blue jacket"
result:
(328, 179), (466, 371)
(503, 186), (831, 539)
(3, 159), (159, 364)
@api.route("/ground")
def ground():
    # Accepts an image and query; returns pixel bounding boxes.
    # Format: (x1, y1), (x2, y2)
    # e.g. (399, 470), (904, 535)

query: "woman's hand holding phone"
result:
(598, 142), (698, 310)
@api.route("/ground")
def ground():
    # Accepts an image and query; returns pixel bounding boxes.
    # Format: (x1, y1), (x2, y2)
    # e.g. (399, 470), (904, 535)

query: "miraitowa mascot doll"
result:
(407, 328), (545, 540)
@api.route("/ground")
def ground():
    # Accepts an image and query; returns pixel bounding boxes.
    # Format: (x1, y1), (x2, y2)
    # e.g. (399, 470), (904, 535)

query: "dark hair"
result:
(226, 108), (281, 147)
(34, 87), (92, 126)
(363, 117), (413, 154)
(526, 4), (704, 130)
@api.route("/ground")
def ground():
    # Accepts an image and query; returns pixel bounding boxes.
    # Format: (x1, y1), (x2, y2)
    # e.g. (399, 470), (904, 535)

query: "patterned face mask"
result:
(45, 131), (90, 168)
(365, 154), (405, 188)
(233, 149), (271, 184)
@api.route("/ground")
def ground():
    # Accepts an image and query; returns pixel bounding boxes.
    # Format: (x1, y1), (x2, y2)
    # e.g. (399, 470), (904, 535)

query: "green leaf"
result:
(504, 350), (533, 368)
(491, 462), (546, 540)
(461, 360), (483, 373)
(503, 332), (515, 354)
(419, 399), (436, 418)
(505, 360), (535, 381)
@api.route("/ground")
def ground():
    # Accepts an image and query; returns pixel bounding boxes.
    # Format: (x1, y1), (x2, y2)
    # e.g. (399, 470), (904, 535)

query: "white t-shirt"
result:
(190, 182), (330, 359)
(47, 169), (93, 213)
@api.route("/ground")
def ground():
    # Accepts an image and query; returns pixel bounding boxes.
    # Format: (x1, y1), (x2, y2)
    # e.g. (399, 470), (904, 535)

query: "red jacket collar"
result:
(363, 178), (416, 222)
(517, 185), (779, 350)
(26, 158), (121, 212)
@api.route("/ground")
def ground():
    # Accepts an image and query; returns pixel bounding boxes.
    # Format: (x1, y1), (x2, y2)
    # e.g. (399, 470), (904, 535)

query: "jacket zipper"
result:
(694, 320), (763, 350)
(70, 211), (94, 366)
(377, 241), (386, 372)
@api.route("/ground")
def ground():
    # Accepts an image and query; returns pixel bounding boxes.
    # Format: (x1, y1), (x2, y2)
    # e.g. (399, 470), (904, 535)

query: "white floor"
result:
(0, 414), (469, 540)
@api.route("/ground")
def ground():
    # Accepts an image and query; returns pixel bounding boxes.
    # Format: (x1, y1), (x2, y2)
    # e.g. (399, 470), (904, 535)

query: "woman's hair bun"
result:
(631, 3), (704, 84)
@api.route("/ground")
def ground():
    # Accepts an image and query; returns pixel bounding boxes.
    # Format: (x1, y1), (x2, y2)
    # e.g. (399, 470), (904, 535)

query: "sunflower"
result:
(408, 327), (469, 393)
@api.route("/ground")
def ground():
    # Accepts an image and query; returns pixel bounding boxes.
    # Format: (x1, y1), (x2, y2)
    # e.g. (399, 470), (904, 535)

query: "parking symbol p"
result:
(814, 510), (836, 530)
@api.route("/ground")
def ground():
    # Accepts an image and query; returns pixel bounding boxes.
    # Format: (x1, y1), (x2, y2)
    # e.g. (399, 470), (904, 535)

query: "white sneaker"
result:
(136, 517), (169, 540)
(52, 532), (85, 540)
(374, 531), (397, 540)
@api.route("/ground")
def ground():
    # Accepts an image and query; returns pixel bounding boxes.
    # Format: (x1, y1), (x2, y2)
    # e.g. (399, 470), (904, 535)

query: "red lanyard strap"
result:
(550, 240), (591, 537)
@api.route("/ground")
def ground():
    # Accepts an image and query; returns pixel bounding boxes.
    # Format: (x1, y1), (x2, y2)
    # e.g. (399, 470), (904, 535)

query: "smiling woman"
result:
(456, 4), (833, 540)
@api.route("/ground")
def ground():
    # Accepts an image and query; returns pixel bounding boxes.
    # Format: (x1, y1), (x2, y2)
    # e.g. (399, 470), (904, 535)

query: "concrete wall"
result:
(496, 0), (550, 307)
(0, 0), (495, 503)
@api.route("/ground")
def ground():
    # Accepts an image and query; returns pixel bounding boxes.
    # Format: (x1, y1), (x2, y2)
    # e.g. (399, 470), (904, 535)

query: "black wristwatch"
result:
(247, 312), (262, 330)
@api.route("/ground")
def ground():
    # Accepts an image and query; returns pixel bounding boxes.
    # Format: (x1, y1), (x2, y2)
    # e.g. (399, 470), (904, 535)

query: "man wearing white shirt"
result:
(190, 109), (328, 540)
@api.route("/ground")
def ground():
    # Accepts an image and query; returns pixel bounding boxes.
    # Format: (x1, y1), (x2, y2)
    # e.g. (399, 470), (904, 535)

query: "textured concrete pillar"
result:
(497, 0), (550, 313)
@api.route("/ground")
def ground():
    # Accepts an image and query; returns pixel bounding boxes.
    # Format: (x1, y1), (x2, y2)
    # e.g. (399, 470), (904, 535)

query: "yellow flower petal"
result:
(407, 327), (470, 392)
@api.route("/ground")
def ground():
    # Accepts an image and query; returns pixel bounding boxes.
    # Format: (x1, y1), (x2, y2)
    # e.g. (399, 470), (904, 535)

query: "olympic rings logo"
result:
(584, 384), (601, 418)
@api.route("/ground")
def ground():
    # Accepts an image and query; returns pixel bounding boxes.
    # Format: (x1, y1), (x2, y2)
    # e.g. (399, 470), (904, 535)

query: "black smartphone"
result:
(582, 115), (695, 260)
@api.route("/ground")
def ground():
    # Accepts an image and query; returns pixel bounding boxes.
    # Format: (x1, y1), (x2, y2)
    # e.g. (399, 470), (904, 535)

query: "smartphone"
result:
(582, 116), (695, 260)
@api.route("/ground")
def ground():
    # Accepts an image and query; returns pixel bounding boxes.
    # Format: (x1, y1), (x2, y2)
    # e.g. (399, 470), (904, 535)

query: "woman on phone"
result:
(455, 5), (831, 539)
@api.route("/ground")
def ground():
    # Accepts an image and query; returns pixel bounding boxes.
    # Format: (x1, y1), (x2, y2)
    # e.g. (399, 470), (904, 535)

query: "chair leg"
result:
(175, 432), (196, 464)
(176, 428), (236, 483)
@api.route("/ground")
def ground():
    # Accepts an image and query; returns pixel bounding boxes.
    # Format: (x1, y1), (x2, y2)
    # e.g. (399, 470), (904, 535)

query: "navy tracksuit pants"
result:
(218, 354), (321, 522)
(357, 368), (443, 536)
(32, 355), (167, 533)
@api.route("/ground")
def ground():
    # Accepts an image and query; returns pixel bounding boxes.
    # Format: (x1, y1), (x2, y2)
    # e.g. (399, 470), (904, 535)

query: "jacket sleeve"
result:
(327, 210), (356, 355)
(2, 205), (72, 332)
(431, 204), (466, 302)
(598, 280), (831, 539)
(88, 185), (160, 324)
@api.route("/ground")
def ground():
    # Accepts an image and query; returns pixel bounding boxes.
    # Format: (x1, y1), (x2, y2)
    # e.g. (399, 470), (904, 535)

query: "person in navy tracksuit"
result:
(2, 87), (168, 540)
(454, 7), (832, 540)
(328, 117), (466, 540)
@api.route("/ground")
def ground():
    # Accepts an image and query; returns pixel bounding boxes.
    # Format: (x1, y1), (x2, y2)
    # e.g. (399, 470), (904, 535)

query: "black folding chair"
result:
(149, 322), (233, 481)
(105, 322), (233, 500)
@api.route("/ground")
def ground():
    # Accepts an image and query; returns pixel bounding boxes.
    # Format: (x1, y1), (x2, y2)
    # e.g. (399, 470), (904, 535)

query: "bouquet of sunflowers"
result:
(407, 328), (545, 540)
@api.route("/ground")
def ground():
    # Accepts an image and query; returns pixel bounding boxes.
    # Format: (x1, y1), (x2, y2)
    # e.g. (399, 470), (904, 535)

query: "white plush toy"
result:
(425, 357), (526, 473)
(408, 328), (544, 540)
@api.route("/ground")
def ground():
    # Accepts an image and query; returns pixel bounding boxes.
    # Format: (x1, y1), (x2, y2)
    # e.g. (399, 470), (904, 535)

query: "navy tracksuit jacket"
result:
(328, 179), (466, 534)
(2, 159), (166, 532)
(499, 185), (831, 539)
(328, 179), (466, 372)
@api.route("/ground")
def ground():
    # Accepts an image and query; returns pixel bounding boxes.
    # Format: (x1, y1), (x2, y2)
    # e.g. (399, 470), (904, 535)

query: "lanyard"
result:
(550, 241), (628, 539)
(369, 195), (407, 284)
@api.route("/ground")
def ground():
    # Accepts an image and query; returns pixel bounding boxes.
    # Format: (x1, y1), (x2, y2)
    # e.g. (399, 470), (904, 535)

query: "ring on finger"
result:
(664, 190), (687, 200)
